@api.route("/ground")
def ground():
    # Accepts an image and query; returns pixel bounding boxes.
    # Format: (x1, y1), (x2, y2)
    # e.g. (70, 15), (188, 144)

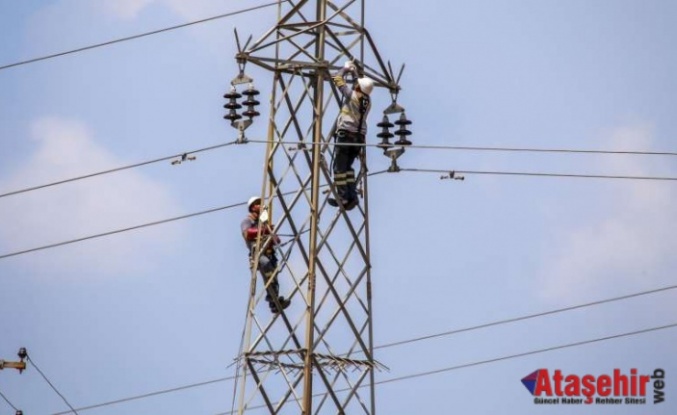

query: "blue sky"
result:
(0, 0), (676, 414)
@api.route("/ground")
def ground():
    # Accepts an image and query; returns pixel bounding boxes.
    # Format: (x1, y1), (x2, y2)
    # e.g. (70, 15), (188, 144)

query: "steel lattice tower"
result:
(229, 1), (407, 414)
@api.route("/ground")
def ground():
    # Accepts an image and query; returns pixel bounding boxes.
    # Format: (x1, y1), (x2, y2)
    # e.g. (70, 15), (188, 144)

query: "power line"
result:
(401, 167), (677, 181)
(0, 1), (288, 71)
(0, 201), (246, 261)
(0, 140), (238, 200)
(50, 283), (677, 414)
(27, 355), (80, 415)
(212, 322), (677, 414)
(51, 376), (233, 415)
(374, 322), (677, 385)
(374, 282), (677, 350)
(0, 388), (18, 411)
(246, 139), (677, 157)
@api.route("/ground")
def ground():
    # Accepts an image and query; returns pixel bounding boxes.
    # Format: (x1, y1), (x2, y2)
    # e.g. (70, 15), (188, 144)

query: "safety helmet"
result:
(357, 77), (374, 95)
(247, 196), (262, 211)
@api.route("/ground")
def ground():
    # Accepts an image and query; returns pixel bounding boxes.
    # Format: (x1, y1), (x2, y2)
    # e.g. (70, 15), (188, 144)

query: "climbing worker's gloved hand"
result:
(259, 206), (270, 224)
(343, 60), (356, 73)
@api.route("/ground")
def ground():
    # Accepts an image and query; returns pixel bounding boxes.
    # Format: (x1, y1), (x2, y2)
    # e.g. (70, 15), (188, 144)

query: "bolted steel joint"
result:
(383, 148), (405, 173)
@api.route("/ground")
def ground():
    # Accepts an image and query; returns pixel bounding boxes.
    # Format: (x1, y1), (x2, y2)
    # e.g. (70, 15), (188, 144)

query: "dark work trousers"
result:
(333, 130), (364, 203)
(251, 250), (280, 306)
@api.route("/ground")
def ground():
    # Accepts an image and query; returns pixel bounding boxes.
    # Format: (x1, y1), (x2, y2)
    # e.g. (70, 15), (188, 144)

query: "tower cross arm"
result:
(0, 360), (27, 372)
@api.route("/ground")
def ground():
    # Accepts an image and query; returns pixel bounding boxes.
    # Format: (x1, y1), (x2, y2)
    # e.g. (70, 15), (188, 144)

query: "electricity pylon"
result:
(227, 1), (409, 414)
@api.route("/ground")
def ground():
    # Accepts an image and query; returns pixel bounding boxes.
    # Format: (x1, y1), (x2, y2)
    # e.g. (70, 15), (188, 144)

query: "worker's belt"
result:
(250, 247), (275, 256)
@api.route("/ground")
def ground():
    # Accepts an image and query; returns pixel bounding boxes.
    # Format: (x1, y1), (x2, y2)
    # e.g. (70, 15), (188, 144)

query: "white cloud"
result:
(539, 124), (677, 302)
(97, 0), (238, 56)
(101, 0), (219, 21)
(101, 0), (157, 20)
(0, 117), (185, 278)
(163, 0), (220, 20)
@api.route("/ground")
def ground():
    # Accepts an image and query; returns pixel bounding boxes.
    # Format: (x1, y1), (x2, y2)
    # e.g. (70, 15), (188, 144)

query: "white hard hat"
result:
(357, 77), (374, 95)
(248, 196), (261, 210)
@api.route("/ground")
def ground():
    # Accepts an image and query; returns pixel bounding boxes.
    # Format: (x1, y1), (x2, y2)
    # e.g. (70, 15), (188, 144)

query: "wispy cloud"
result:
(101, 0), (221, 21)
(101, 0), (157, 20)
(98, 0), (242, 56)
(539, 124), (677, 302)
(0, 117), (185, 278)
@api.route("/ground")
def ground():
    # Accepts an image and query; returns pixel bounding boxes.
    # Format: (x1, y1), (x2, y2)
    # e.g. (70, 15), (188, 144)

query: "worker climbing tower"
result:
(225, 1), (410, 414)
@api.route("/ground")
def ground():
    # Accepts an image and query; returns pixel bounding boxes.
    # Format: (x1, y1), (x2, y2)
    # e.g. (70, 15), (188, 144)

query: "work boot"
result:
(328, 179), (349, 208)
(277, 296), (291, 311)
(327, 197), (347, 208)
(270, 296), (291, 313)
(344, 197), (359, 211)
(342, 179), (358, 210)
(328, 196), (358, 210)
